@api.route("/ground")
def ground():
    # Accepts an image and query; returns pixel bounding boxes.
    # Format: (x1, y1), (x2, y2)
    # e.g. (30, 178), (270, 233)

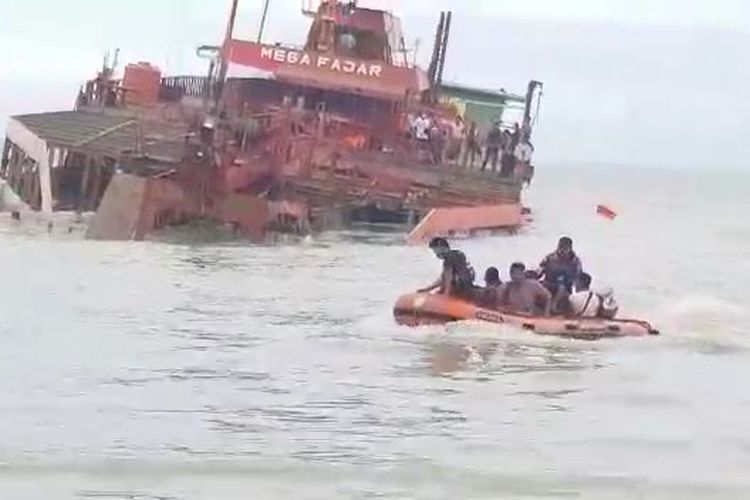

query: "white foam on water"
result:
(651, 294), (750, 350)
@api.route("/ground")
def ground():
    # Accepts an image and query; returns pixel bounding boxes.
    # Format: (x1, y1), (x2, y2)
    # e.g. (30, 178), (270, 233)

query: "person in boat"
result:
(419, 237), (476, 299)
(500, 262), (552, 316)
(521, 268), (553, 313)
(482, 121), (503, 172)
(524, 269), (540, 280)
(568, 272), (599, 318)
(539, 237), (583, 295)
(478, 267), (503, 309)
(485, 267), (502, 288)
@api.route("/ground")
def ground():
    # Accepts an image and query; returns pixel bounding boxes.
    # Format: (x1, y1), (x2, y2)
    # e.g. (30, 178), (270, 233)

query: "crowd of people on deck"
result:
(406, 112), (534, 182)
(420, 237), (619, 319)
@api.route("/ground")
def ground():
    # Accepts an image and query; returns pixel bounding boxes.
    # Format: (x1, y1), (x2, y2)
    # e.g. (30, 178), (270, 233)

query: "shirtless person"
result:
(478, 267), (503, 309)
(500, 262), (552, 316)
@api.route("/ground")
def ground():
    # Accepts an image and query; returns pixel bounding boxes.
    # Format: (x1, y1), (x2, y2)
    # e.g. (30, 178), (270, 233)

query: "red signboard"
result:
(224, 39), (429, 100)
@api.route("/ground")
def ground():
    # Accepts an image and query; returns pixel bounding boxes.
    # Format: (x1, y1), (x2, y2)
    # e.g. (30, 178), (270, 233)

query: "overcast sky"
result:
(1, 0), (749, 169)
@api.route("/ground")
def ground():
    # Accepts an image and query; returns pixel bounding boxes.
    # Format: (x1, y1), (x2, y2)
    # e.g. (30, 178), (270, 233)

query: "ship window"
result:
(339, 32), (357, 52)
(335, 27), (385, 61)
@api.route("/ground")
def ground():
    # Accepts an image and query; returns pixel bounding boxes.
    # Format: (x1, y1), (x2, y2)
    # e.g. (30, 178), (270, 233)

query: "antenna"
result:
(224, 0), (240, 42)
(258, 0), (271, 43)
(215, 0), (240, 109)
(435, 11), (451, 86)
(112, 48), (120, 73)
(427, 12), (445, 84)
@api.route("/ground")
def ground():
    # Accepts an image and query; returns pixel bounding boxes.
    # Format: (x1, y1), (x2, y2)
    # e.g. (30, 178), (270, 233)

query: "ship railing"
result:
(160, 76), (211, 101)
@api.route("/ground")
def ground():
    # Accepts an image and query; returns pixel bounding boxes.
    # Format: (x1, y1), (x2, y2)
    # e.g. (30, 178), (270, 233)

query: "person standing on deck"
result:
(500, 130), (516, 177)
(482, 122), (503, 171)
(514, 135), (534, 179)
(428, 121), (446, 164)
(411, 113), (432, 164)
(462, 121), (481, 168)
(412, 113), (430, 142)
(447, 116), (465, 164)
(510, 123), (522, 150)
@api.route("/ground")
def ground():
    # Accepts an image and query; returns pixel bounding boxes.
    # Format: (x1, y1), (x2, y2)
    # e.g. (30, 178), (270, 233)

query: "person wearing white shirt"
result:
(412, 113), (430, 141)
(514, 138), (534, 164)
(568, 273), (600, 318)
(514, 136), (535, 182)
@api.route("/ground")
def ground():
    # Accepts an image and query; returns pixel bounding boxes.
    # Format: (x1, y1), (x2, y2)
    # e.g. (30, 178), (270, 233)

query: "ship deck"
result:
(9, 110), (186, 163)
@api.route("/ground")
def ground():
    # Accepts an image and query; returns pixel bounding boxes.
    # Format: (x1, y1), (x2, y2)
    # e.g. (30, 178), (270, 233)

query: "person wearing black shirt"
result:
(482, 122), (503, 172)
(419, 237), (476, 298)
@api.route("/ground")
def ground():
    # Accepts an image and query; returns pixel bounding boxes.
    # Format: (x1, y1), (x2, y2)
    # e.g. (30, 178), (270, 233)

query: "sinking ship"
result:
(0, 0), (543, 242)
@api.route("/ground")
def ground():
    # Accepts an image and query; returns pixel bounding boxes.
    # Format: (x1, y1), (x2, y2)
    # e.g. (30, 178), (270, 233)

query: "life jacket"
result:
(542, 252), (581, 287)
(444, 250), (475, 289)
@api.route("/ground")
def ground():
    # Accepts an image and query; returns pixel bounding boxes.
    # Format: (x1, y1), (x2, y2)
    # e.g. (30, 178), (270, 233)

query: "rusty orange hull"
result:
(407, 204), (522, 243)
(394, 293), (659, 340)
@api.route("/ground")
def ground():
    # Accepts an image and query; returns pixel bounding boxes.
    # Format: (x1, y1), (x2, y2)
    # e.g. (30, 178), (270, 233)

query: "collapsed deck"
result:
(1, 110), (184, 215)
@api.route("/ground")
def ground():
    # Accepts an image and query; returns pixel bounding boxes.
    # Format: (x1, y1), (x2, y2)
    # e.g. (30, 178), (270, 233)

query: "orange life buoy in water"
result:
(596, 204), (617, 220)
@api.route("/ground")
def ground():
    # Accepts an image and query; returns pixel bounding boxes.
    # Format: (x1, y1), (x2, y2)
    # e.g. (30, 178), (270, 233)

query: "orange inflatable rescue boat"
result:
(394, 293), (660, 340)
